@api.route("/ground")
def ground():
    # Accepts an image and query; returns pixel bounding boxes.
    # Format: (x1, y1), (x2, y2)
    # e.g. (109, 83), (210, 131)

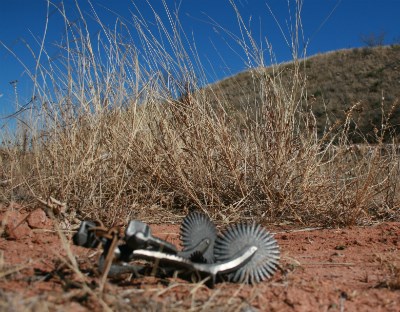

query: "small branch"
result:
(274, 227), (324, 234)
(0, 179), (11, 186)
(36, 196), (67, 215)
(301, 262), (355, 266)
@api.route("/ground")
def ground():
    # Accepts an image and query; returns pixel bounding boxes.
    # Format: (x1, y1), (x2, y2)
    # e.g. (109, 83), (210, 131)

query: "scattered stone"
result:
(3, 210), (32, 240)
(27, 208), (52, 230)
(240, 305), (259, 312)
(334, 245), (347, 250)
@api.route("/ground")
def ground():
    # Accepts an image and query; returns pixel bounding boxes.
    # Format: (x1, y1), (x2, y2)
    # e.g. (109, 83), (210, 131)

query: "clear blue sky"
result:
(1, 0), (399, 122)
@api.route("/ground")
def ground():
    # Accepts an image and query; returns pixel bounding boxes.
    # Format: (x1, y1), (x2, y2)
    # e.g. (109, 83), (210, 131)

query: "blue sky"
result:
(1, 0), (399, 122)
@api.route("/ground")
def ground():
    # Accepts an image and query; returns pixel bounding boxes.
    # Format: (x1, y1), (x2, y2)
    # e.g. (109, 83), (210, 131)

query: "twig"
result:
(274, 227), (325, 235)
(99, 228), (120, 294)
(36, 196), (67, 215)
(0, 263), (30, 279)
(301, 262), (355, 266)
(0, 179), (11, 187)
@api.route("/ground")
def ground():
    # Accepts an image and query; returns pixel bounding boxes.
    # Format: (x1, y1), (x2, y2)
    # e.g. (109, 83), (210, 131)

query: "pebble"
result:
(27, 208), (52, 229)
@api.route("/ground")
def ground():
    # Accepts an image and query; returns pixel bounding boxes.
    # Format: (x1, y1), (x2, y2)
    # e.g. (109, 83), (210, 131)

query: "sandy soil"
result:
(0, 203), (399, 311)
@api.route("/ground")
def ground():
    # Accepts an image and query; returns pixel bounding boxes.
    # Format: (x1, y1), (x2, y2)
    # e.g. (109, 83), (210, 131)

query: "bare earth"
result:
(0, 203), (399, 311)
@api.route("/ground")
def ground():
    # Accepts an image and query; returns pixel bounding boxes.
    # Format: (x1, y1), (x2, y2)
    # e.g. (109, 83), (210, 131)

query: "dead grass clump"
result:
(375, 256), (400, 290)
(0, 1), (399, 226)
(380, 263), (400, 290)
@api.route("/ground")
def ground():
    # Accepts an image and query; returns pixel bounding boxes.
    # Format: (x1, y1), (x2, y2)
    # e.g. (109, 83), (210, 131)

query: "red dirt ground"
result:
(0, 203), (399, 311)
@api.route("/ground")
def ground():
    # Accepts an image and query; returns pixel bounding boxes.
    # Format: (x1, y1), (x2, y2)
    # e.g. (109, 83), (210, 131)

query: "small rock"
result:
(3, 210), (33, 240)
(240, 305), (259, 312)
(27, 208), (52, 229)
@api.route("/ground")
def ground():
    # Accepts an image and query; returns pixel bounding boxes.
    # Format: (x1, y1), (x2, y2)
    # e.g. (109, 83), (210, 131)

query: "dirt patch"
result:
(0, 204), (399, 311)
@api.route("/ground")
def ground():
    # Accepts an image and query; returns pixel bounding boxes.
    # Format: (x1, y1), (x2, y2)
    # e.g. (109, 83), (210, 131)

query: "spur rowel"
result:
(180, 211), (217, 263)
(214, 222), (280, 284)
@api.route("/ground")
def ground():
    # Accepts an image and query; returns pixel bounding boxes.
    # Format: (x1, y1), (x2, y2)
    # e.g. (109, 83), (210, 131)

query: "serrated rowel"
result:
(189, 251), (208, 263)
(180, 212), (217, 263)
(214, 223), (280, 284)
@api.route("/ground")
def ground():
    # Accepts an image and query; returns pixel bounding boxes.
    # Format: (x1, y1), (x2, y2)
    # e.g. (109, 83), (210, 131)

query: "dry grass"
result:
(0, 0), (399, 228)
(379, 262), (400, 290)
(374, 253), (400, 291)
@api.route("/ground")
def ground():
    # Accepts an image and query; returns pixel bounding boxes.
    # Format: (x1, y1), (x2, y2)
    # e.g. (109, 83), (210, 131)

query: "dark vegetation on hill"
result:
(206, 45), (400, 143)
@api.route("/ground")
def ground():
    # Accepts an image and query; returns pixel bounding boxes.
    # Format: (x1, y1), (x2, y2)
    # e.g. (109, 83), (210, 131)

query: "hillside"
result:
(206, 45), (400, 143)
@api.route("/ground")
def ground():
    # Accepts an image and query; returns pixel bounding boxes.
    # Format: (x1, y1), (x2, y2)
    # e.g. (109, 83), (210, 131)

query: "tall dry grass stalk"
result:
(0, 1), (399, 226)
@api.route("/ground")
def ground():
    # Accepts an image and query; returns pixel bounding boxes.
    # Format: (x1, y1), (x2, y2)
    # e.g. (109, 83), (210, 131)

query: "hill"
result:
(206, 45), (400, 143)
